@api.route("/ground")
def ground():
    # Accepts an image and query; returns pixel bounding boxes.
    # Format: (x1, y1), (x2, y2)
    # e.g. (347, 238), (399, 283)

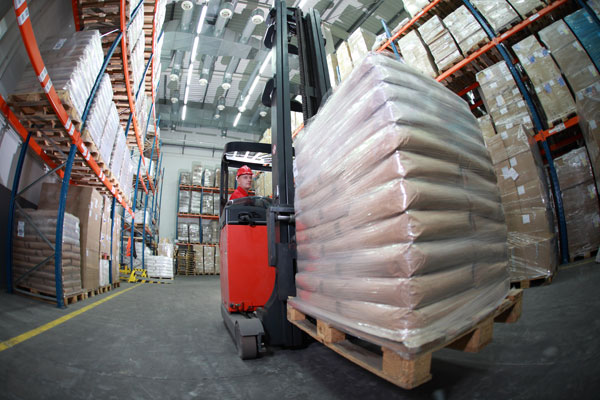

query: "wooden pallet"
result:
(16, 285), (87, 305)
(547, 112), (577, 130)
(8, 91), (82, 132)
(511, 275), (553, 289)
(287, 289), (523, 390)
(570, 249), (599, 263)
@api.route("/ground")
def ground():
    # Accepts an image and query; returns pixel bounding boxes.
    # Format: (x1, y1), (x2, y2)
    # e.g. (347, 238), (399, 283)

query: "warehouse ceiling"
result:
(158, 0), (407, 149)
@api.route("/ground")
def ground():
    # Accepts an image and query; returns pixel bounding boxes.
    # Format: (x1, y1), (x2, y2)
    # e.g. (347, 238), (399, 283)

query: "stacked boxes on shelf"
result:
(192, 164), (203, 186)
(100, 103), (119, 166)
(417, 16), (463, 73)
(576, 83), (600, 194)
(326, 53), (339, 88)
(84, 73), (114, 151)
(512, 36), (577, 126)
(190, 191), (201, 214)
(347, 28), (377, 68)
(12, 210), (82, 296)
(204, 246), (215, 274)
(554, 148), (600, 258)
(193, 244), (204, 274)
(506, 0), (545, 18)
(397, 30), (437, 78)
(564, 9), (600, 71)
(402, 0), (431, 18)
(179, 189), (190, 214)
(538, 20), (599, 95)
(471, 0), (520, 33)
(335, 41), (354, 82)
(189, 222), (200, 243)
(443, 6), (488, 55)
(177, 222), (189, 243)
(215, 246), (221, 274)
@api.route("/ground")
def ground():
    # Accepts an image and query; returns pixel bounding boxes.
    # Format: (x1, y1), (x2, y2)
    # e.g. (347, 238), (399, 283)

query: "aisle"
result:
(1, 264), (599, 400)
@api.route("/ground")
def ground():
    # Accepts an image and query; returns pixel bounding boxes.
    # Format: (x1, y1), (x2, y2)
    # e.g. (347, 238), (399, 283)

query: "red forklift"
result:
(218, 1), (331, 359)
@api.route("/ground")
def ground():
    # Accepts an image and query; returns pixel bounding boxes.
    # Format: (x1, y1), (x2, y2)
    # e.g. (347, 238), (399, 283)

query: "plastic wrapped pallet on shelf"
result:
(12, 210), (82, 296)
(202, 192), (214, 215)
(189, 222), (200, 243)
(213, 193), (220, 216)
(512, 35), (577, 126)
(84, 73), (113, 147)
(210, 220), (219, 244)
(190, 191), (201, 214)
(506, 0), (545, 18)
(132, 242), (152, 268)
(476, 61), (533, 130)
(131, 30), (146, 93)
(402, 0), (431, 18)
(326, 53), (339, 88)
(38, 184), (104, 290)
(443, 6), (488, 55)
(100, 198), (112, 256)
(228, 169), (237, 189)
(417, 15), (463, 73)
(576, 82), (600, 194)
(127, 2), (144, 54)
(100, 102), (119, 165)
(291, 52), (509, 358)
(483, 125), (557, 280)
(477, 115), (496, 140)
(397, 30), (438, 78)
(215, 245), (221, 274)
(194, 245), (204, 274)
(214, 168), (221, 188)
(178, 190), (190, 213)
(538, 20), (600, 94)
(347, 28), (377, 67)
(336, 41), (354, 82)
(564, 9), (600, 72)
(204, 246), (215, 274)
(201, 219), (212, 244)
(180, 171), (191, 185)
(554, 148), (600, 258)
(192, 164), (204, 186)
(471, 0), (520, 33)
(177, 222), (189, 243)
(109, 127), (126, 181)
(10, 30), (103, 122)
(203, 168), (215, 187)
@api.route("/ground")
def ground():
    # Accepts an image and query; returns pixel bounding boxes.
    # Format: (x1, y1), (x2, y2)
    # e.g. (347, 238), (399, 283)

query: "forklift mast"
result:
(257, 0), (331, 347)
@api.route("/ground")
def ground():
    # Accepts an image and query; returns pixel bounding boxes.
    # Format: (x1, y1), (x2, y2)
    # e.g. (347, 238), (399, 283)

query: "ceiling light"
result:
(221, 81), (231, 90)
(233, 112), (241, 127)
(191, 36), (200, 61)
(199, 77), (208, 86)
(259, 110), (267, 117)
(186, 66), (193, 86)
(259, 52), (272, 75)
(171, 97), (179, 104)
(169, 73), (179, 82)
(214, 113), (221, 119)
(181, 1), (193, 11)
(184, 86), (190, 103)
(219, 2), (234, 19)
(238, 105), (246, 112)
(196, 5), (208, 34)
(217, 97), (226, 111)
(248, 76), (260, 96)
(251, 9), (264, 25)
(182, 105), (187, 120)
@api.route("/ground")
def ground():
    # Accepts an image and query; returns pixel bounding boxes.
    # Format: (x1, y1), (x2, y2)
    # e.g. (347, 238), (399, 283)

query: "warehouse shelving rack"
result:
(4, 0), (165, 307)
(175, 182), (220, 247)
(376, 0), (600, 264)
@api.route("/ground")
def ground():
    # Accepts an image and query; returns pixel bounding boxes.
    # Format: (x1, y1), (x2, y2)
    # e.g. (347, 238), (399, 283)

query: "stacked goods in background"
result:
(177, 222), (189, 243)
(175, 245), (195, 275)
(190, 245), (218, 275)
(564, 9), (600, 71)
(443, 6), (488, 55)
(192, 164), (203, 186)
(334, 28), (377, 83)
(146, 256), (173, 279)
(189, 222), (200, 243)
(417, 16), (463, 73)
(471, 0), (520, 33)
(397, 30), (437, 78)
(191, 191), (201, 214)
(38, 184), (104, 290)
(335, 41), (354, 82)
(83, 73), (113, 153)
(326, 53), (339, 88)
(538, 20), (599, 95)
(201, 220), (219, 244)
(291, 53), (509, 357)
(512, 36), (577, 126)
(215, 245), (221, 274)
(202, 192), (215, 215)
(256, 129), (274, 197)
(194, 244), (204, 274)
(403, 0), (431, 18)
(476, 62), (557, 280)
(12, 210), (82, 297)
(506, 0), (546, 18)
(554, 148), (600, 259)
(576, 83), (600, 194)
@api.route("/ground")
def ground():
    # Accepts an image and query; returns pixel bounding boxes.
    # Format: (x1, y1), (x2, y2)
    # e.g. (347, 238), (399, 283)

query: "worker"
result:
(230, 165), (253, 200)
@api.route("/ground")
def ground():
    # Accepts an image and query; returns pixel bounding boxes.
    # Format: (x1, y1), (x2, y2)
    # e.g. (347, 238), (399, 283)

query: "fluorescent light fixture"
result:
(259, 52), (272, 75)
(199, 77), (208, 86)
(196, 5), (208, 34)
(182, 105), (187, 120)
(184, 86), (190, 104)
(259, 110), (267, 117)
(238, 105), (246, 112)
(233, 112), (241, 127)
(214, 114), (220, 119)
(248, 76), (260, 96)
(191, 36), (199, 61)
(222, 81), (231, 90)
(186, 66), (193, 86)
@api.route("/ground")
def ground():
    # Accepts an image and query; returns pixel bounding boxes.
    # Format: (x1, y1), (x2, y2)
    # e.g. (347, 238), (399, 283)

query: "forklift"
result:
(218, 1), (331, 359)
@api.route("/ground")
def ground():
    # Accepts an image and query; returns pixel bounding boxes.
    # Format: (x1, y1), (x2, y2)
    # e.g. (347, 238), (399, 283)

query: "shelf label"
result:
(37, 67), (47, 83)
(16, 7), (29, 26)
(549, 123), (566, 134)
(43, 78), (52, 93)
(529, 13), (540, 22)
(14, 0), (25, 9)
(17, 221), (25, 237)
(522, 214), (531, 224)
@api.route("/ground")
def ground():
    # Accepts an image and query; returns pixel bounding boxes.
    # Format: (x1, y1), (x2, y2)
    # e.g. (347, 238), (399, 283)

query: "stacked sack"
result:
(12, 210), (82, 296)
(290, 53), (509, 357)
(146, 256), (174, 279)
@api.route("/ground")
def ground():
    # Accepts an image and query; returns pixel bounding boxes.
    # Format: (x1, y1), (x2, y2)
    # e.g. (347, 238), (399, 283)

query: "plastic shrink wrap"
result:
(291, 52), (509, 358)
(190, 191), (201, 214)
(576, 82), (600, 194)
(85, 73), (113, 147)
(471, 0), (520, 33)
(443, 6), (488, 55)
(418, 16), (463, 72)
(11, 30), (103, 121)
(100, 102), (119, 165)
(564, 9), (600, 72)
(397, 31), (438, 78)
(189, 223), (200, 243)
(180, 171), (191, 185)
(202, 192), (214, 215)
(554, 148), (600, 258)
(538, 20), (599, 94)
(347, 28), (376, 67)
(178, 190), (190, 213)
(177, 222), (189, 243)
(204, 246), (215, 274)
(336, 41), (354, 82)
(192, 164), (204, 186)
(506, 0), (545, 18)
(158, 238), (174, 258)
(512, 35), (576, 125)
(403, 0), (431, 18)
(146, 256), (173, 279)
(12, 210), (82, 296)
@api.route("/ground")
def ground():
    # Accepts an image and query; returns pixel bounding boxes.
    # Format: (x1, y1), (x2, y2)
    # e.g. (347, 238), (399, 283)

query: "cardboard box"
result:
(493, 150), (544, 193)
(500, 178), (551, 213)
(326, 53), (339, 88)
(505, 209), (553, 235)
(554, 147), (594, 190)
(484, 125), (534, 164)
(38, 184), (102, 289)
(477, 115), (496, 140)
(347, 27), (376, 66)
(336, 41), (354, 82)
(508, 232), (557, 279)
(561, 181), (600, 256)
(576, 82), (600, 194)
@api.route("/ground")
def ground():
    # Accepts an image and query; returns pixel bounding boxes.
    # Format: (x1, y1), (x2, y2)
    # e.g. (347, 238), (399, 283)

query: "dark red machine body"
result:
(220, 224), (275, 313)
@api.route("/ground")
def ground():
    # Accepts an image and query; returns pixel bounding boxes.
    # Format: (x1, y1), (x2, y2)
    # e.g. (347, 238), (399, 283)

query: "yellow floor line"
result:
(0, 284), (139, 353)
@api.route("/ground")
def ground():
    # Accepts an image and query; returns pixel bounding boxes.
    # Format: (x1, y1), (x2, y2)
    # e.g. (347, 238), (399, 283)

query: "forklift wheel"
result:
(235, 322), (258, 360)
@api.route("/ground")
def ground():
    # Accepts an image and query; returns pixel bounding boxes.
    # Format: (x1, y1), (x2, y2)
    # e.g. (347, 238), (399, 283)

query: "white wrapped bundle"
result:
(85, 73), (113, 146)
(146, 256), (174, 279)
(397, 31), (437, 78)
(443, 6), (488, 54)
(471, 0), (520, 33)
(403, 0), (431, 17)
(100, 102), (119, 165)
(291, 52), (509, 358)
(507, 0), (545, 18)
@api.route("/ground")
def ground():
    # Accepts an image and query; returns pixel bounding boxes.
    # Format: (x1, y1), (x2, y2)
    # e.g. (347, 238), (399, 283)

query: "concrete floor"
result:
(1, 259), (599, 400)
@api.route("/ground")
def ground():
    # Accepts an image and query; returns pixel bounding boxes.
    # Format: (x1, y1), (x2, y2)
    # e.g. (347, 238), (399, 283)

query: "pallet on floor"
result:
(511, 275), (553, 289)
(569, 248), (599, 263)
(15, 285), (87, 305)
(287, 288), (523, 390)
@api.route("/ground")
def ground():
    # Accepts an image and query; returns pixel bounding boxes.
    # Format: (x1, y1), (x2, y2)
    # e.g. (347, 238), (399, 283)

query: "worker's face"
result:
(237, 174), (252, 191)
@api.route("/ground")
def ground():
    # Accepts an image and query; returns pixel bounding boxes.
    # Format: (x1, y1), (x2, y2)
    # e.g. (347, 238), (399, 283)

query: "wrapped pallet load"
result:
(403, 0), (431, 18)
(576, 83), (600, 194)
(506, 0), (545, 18)
(397, 30), (438, 78)
(564, 9), (600, 71)
(443, 6), (488, 55)
(512, 35), (577, 126)
(417, 15), (463, 72)
(471, 0), (520, 33)
(290, 52), (509, 358)
(12, 210), (82, 296)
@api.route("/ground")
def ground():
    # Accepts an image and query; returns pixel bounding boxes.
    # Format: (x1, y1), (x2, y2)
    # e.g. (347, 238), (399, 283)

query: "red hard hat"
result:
(236, 165), (253, 178)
